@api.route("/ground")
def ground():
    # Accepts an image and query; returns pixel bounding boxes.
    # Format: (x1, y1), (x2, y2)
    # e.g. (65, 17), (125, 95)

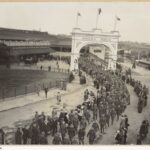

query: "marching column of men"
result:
(116, 64), (148, 114)
(128, 77), (148, 113)
(116, 64), (149, 144)
(118, 67), (149, 144)
(79, 56), (130, 144)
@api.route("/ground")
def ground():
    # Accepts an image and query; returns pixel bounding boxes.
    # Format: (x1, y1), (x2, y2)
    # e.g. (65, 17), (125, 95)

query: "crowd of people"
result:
(7, 56), (130, 145)
(39, 61), (70, 73)
(79, 56), (130, 144)
(0, 55), (149, 145)
(116, 64), (148, 114)
(116, 64), (149, 144)
(22, 54), (70, 66)
(129, 78), (148, 113)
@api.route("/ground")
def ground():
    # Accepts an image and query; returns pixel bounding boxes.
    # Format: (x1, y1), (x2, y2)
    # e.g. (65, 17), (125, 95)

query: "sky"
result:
(0, 2), (150, 43)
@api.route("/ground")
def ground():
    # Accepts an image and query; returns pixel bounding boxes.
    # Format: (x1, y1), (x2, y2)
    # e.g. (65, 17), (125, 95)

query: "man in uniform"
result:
(73, 114), (79, 133)
(116, 104), (121, 121)
(0, 128), (5, 144)
(56, 92), (61, 105)
(105, 107), (110, 127)
(30, 123), (39, 144)
(93, 103), (98, 121)
(68, 124), (76, 143)
(62, 134), (71, 144)
(78, 127), (85, 144)
(22, 125), (30, 144)
(80, 116), (87, 130)
(52, 132), (62, 144)
(87, 127), (96, 144)
(15, 128), (22, 144)
(44, 87), (48, 98)
(60, 120), (67, 142)
(99, 114), (106, 134)
(39, 132), (48, 144)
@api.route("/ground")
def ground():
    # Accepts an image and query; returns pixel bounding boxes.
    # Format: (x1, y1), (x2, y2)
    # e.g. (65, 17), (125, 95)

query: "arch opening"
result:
(71, 42), (116, 71)
(79, 43), (111, 66)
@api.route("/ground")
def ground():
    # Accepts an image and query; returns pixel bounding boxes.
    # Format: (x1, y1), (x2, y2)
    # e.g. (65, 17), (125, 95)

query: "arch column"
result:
(108, 58), (116, 70)
(107, 43), (117, 70)
(70, 53), (80, 71)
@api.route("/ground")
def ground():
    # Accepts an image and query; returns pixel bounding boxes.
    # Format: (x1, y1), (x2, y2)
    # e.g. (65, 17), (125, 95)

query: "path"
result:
(0, 74), (94, 129)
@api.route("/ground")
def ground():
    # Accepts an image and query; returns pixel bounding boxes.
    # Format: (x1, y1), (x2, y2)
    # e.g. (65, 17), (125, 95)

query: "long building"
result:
(0, 27), (72, 67)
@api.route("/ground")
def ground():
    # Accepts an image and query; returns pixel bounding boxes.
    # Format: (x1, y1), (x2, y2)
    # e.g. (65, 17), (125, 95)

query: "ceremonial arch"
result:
(70, 28), (120, 71)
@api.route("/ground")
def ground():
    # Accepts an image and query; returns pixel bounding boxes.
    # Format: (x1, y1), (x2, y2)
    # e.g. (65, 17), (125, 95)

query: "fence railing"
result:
(10, 65), (70, 74)
(0, 79), (68, 101)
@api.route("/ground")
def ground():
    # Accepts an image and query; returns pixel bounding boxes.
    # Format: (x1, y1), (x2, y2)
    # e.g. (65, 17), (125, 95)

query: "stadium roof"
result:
(0, 27), (72, 46)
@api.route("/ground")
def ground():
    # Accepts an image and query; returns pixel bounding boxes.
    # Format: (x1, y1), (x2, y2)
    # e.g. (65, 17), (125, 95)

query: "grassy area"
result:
(0, 69), (68, 99)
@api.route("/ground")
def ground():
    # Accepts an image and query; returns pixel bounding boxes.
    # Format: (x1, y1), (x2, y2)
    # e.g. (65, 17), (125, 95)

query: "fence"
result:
(10, 65), (70, 74)
(0, 79), (68, 101)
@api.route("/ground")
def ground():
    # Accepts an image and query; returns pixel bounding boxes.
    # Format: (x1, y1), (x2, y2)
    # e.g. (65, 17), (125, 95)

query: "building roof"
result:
(0, 27), (72, 46)
(0, 27), (56, 42)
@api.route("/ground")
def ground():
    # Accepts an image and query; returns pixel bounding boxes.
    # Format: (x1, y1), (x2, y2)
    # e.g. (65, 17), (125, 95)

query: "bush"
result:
(80, 75), (86, 84)
(69, 72), (74, 83)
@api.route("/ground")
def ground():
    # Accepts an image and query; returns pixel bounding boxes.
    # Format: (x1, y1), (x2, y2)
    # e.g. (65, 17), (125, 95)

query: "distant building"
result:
(117, 49), (131, 62)
(136, 59), (150, 70)
(89, 45), (110, 63)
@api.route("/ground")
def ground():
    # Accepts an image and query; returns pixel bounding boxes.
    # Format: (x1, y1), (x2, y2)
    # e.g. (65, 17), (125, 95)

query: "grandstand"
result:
(0, 27), (55, 41)
(0, 27), (72, 67)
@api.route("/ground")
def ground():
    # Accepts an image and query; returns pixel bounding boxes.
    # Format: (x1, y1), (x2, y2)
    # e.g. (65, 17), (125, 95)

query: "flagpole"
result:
(114, 16), (117, 31)
(96, 8), (101, 29)
(76, 13), (79, 28)
(95, 13), (99, 29)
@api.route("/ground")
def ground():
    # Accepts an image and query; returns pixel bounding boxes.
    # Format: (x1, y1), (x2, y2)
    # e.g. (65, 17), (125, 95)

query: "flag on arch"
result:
(116, 16), (121, 21)
(77, 12), (81, 16)
(98, 8), (102, 15)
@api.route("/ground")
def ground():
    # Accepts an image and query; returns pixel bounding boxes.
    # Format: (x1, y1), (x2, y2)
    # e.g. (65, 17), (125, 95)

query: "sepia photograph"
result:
(0, 1), (149, 146)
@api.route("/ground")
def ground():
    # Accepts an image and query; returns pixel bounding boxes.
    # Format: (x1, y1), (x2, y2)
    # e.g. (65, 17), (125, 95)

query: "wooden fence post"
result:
(14, 88), (16, 97)
(2, 88), (4, 100)
(25, 86), (27, 95)
(49, 82), (51, 89)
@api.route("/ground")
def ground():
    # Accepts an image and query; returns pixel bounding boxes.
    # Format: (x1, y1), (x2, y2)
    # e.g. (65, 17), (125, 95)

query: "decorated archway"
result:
(70, 28), (120, 71)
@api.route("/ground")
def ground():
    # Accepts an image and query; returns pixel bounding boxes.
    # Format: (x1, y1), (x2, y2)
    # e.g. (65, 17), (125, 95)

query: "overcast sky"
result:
(0, 2), (150, 43)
